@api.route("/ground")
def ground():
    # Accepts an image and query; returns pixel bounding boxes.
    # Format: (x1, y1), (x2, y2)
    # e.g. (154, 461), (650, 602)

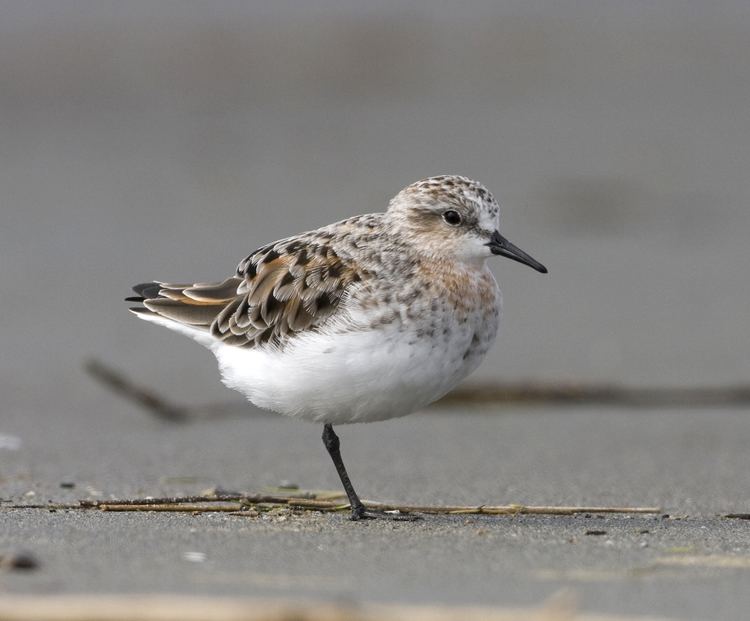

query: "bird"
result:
(127, 175), (547, 520)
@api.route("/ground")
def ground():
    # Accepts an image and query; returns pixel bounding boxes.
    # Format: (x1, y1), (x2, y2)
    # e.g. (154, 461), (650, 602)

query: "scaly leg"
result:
(321, 424), (418, 521)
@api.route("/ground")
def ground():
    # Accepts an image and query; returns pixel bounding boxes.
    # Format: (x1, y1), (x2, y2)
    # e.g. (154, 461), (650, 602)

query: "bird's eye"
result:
(442, 210), (462, 226)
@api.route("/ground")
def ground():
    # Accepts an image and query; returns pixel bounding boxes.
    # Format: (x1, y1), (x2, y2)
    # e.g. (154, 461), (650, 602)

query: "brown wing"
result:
(128, 237), (364, 348)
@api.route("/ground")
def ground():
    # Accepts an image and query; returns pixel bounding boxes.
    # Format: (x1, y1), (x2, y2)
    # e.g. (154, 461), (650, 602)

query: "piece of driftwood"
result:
(18, 491), (662, 517)
(5, 489), (660, 517)
(99, 503), (245, 512)
(84, 359), (190, 422)
(286, 498), (660, 516)
(438, 382), (750, 407)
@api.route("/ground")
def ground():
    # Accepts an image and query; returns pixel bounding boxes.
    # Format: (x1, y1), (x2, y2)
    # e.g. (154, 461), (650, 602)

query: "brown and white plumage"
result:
(128, 175), (547, 520)
(129, 220), (370, 349)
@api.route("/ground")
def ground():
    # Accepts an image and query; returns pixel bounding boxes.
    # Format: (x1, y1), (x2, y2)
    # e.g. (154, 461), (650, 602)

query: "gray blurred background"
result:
(2, 0), (749, 419)
(4, 6), (750, 614)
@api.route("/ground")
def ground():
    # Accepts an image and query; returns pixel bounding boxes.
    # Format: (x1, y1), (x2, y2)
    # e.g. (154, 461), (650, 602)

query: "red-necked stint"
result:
(128, 175), (547, 520)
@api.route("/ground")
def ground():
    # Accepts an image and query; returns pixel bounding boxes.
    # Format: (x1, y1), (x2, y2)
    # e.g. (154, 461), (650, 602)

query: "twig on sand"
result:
(99, 503), (245, 512)
(12, 490), (659, 517)
(438, 382), (750, 407)
(285, 497), (660, 516)
(84, 359), (190, 422)
(79, 494), (251, 507)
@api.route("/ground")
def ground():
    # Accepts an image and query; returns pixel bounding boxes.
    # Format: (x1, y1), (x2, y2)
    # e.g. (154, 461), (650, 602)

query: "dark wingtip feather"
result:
(128, 281), (162, 303)
(135, 282), (161, 295)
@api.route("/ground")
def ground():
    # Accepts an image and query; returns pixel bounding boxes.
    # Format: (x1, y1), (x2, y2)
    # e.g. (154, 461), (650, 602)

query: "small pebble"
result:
(59, 482), (75, 489)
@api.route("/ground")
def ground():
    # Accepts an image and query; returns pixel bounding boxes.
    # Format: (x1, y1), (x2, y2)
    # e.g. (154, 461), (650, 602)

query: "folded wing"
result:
(128, 237), (365, 348)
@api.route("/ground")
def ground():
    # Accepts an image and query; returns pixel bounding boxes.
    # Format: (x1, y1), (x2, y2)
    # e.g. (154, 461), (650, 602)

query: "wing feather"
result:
(129, 231), (368, 349)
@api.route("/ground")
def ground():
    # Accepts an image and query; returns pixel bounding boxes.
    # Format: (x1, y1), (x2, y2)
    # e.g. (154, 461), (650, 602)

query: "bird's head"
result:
(387, 175), (547, 273)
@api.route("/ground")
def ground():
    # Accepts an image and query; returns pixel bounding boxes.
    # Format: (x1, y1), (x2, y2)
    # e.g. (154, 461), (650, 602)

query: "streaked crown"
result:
(390, 175), (498, 216)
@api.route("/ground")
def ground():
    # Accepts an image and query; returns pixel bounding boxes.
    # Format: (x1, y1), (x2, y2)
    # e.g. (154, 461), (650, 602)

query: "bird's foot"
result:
(349, 505), (421, 522)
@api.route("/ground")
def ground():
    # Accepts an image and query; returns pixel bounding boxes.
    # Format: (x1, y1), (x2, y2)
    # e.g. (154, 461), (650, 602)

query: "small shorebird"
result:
(127, 175), (547, 520)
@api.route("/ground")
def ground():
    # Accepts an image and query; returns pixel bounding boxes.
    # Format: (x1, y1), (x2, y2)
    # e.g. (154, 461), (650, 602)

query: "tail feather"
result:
(126, 278), (242, 340)
(127, 282), (163, 302)
(143, 297), (224, 326)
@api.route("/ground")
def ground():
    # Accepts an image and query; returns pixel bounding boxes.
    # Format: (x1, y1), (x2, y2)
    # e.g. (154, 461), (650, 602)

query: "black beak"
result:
(487, 231), (548, 274)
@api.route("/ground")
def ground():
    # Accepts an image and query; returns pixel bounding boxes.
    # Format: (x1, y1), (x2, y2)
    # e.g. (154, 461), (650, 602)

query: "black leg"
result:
(322, 424), (367, 520)
(321, 424), (418, 521)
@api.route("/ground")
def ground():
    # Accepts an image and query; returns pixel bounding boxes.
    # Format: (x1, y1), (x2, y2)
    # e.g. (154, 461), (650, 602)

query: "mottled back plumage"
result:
(129, 216), (381, 348)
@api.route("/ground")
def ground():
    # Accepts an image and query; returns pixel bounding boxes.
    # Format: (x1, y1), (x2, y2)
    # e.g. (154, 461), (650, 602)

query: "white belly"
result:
(213, 313), (498, 424)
